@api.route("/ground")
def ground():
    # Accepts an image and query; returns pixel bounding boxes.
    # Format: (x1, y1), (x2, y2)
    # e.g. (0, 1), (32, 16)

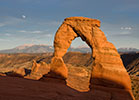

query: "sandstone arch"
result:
(50, 17), (134, 99)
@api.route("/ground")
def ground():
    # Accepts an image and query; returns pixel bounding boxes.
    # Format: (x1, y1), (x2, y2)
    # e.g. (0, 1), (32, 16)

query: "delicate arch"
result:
(49, 17), (134, 99)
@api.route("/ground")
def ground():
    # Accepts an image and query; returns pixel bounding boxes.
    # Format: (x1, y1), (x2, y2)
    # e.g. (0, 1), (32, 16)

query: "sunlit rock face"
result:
(50, 17), (134, 100)
(25, 60), (50, 80)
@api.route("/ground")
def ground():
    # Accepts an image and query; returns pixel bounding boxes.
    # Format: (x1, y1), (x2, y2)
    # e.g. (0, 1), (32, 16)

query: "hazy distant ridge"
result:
(118, 48), (139, 53)
(0, 44), (138, 53)
(0, 44), (54, 53)
(0, 44), (91, 53)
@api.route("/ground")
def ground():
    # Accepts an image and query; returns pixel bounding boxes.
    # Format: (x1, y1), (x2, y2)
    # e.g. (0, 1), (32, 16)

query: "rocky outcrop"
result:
(50, 17), (134, 99)
(0, 73), (6, 76)
(66, 64), (91, 92)
(25, 60), (50, 80)
(13, 68), (26, 76)
(4, 67), (26, 77)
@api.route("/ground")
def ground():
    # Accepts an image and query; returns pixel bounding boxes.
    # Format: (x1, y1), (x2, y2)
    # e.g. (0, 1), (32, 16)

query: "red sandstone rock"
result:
(25, 60), (50, 80)
(50, 57), (68, 79)
(50, 16), (135, 100)
(13, 67), (25, 76)
(0, 73), (6, 76)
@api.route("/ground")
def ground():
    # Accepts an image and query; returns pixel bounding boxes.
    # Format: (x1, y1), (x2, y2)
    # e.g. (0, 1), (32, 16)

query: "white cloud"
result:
(18, 30), (27, 33)
(0, 39), (10, 41)
(128, 27), (132, 30)
(101, 23), (135, 37)
(119, 26), (132, 35)
(17, 30), (50, 35)
(5, 33), (11, 36)
(49, 21), (61, 26)
(31, 39), (39, 42)
(43, 34), (52, 37)
(0, 16), (24, 27)
(31, 31), (42, 34)
(0, 23), (7, 27)
(38, 21), (61, 26)
(120, 31), (131, 35)
(120, 27), (124, 30)
(120, 27), (132, 30)
(18, 30), (43, 34)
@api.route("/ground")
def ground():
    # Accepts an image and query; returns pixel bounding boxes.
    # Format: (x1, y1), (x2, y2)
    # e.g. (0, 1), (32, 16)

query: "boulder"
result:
(25, 60), (50, 80)
(50, 57), (68, 79)
(13, 67), (26, 76)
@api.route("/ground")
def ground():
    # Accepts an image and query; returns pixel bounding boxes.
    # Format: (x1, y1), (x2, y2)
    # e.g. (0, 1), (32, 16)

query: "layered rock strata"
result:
(50, 17), (134, 100)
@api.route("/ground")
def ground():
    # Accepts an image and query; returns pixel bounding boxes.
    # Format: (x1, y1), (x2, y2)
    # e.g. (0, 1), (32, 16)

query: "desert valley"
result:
(0, 52), (138, 100)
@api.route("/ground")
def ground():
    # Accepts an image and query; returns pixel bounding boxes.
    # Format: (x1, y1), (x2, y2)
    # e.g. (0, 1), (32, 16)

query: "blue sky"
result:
(0, 0), (139, 50)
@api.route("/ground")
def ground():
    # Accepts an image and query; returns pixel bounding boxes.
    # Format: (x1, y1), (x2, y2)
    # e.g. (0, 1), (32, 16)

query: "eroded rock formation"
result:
(25, 60), (50, 80)
(50, 17), (134, 99)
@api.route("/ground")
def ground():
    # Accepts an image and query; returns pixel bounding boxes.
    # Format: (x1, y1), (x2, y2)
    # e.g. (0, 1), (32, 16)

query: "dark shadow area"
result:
(39, 74), (67, 84)
(0, 75), (133, 100)
(5, 71), (24, 78)
(90, 78), (126, 90)
(24, 68), (31, 76)
(4, 68), (31, 77)
(120, 53), (139, 67)
(36, 58), (46, 63)
(89, 77), (134, 100)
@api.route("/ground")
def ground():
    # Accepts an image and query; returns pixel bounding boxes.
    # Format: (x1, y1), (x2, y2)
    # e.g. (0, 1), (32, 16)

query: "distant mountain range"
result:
(0, 44), (91, 53)
(0, 44), (54, 53)
(118, 48), (139, 53)
(0, 44), (138, 53)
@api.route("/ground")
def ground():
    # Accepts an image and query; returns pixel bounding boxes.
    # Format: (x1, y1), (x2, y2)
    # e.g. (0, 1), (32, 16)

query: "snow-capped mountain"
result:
(0, 44), (54, 53)
(118, 48), (139, 53)
(0, 44), (91, 53)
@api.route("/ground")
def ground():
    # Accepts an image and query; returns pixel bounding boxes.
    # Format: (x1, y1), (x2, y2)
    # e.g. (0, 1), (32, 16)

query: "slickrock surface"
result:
(0, 76), (134, 100)
(50, 17), (134, 99)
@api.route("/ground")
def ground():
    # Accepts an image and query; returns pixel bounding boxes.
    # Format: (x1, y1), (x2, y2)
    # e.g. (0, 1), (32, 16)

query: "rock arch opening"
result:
(63, 37), (92, 67)
(69, 37), (91, 52)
